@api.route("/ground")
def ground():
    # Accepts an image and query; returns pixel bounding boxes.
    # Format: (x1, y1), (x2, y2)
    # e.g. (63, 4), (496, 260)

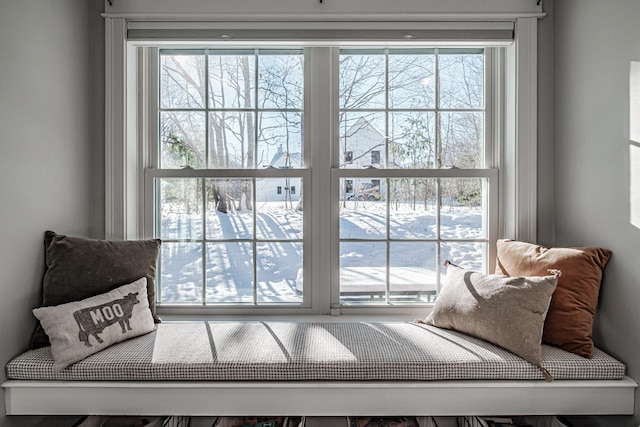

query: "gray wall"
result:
(537, 1), (555, 247)
(554, 1), (640, 426)
(0, 0), (104, 425)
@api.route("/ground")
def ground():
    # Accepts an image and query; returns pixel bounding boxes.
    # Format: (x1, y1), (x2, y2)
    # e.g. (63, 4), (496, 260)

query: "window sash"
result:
(337, 47), (488, 171)
(331, 168), (498, 308)
(157, 48), (305, 170)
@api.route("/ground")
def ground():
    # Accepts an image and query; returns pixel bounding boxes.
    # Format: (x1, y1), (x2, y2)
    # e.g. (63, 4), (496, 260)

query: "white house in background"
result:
(341, 117), (386, 169)
(341, 117), (387, 201)
(256, 118), (390, 202)
(256, 144), (302, 203)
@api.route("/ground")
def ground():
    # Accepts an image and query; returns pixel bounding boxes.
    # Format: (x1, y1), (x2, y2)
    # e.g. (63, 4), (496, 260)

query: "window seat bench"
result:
(2, 321), (636, 417)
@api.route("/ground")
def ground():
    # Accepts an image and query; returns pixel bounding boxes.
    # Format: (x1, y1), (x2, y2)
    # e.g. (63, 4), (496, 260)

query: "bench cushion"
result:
(6, 321), (625, 381)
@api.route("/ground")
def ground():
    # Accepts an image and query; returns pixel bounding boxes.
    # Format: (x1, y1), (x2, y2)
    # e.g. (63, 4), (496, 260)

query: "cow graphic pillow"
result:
(33, 277), (155, 371)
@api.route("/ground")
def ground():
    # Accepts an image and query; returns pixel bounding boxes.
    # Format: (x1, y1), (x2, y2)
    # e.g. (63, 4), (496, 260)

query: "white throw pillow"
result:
(33, 277), (155, 371)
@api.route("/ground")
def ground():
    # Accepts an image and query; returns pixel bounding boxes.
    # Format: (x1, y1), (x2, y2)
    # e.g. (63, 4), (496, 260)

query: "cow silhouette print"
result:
(73, 292), (139, 347)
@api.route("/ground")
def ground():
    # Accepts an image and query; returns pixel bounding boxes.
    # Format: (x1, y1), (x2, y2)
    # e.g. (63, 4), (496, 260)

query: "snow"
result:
(158, 201), (485, 305)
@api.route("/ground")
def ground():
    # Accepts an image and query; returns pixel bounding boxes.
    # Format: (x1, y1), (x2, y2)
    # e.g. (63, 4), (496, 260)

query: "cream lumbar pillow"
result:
(33, 277), (155, 371)
(424, 262), (559, 371)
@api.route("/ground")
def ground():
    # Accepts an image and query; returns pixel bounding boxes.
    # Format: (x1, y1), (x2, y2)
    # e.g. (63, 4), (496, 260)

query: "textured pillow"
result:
(32, 278), (156, 371)
(495, 239), (611, 358)
(31, 231), (161, 348)
(425, 262), (558, 367)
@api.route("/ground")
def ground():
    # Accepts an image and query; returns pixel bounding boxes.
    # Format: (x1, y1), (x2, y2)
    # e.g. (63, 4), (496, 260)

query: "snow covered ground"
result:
(158, 201), (485, 304)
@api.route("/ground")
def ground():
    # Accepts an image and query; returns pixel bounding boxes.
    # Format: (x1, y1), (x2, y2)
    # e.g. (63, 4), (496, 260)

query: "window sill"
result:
(157, 313), (422, 323)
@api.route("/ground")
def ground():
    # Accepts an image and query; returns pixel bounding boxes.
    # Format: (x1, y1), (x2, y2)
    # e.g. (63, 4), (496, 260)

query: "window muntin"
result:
(336, 48), (489, 305)
(155, 49), (305, 306)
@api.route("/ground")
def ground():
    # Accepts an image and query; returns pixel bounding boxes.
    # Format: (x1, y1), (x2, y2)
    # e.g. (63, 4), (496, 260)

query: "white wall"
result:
(0, 0), (104, 425)
(554, 1), (640, 426)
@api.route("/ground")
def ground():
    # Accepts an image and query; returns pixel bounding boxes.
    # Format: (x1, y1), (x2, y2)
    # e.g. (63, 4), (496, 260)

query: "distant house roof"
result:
(270, 147), (302, 168)
(345, 117), (384, 140)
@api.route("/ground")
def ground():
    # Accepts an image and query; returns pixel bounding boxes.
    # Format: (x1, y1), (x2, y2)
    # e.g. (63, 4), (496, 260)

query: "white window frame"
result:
(105, 15), (539, 317)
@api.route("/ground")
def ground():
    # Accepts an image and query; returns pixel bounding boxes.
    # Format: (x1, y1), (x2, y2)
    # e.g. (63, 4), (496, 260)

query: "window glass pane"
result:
(160, 52), (205, 109)
(388, 51), (435, 110)
(208, 111), (256, 168)
(159, 178), (203, 240)
(439, 112), (484, 168)
(257, 112), (303, 168)
(258, 52), (304, 110)
(340, 52), (386, 110)
(389, 112), (436, 169)
(438, 50), (484, 109)
(340, 242), (386, 304)
(206, 242), (254, 303)
(208, 52), (255, 109)
(339, 112), (386, 168)
(440, 241), (486, 277)
(256, 178), (303, 240)
(160, 242), (203, 304)
(256, 242), (303, 303)
(389, 242), (437, 302)
(205, 178), (253, 240)
(440, 178), (486, 239)
(389, 178), (437, 239)
(160, 111), (206, 169)
(340, 177), (385, 239)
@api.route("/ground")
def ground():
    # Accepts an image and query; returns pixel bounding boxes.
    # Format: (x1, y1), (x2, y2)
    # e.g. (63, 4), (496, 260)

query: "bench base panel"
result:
(3, 378), (637, 416)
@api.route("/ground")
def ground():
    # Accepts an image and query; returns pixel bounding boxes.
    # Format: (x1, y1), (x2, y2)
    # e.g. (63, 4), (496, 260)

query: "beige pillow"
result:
(425, 262), (559, 367)
(33, 278), (155, 371)
(495, 239), (611, 358)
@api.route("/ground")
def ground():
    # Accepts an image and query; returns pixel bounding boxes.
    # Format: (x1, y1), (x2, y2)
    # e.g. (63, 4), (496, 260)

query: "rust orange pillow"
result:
(495, 239), (611, 358)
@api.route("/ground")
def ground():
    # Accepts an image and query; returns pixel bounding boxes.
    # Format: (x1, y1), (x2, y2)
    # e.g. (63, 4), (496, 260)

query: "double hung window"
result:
(147, 45), (498, 312)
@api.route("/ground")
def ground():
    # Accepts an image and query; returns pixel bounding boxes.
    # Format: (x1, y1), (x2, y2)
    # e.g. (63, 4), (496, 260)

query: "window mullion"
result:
(384, 48), (391, 305)
(252, 177), (258, 305)
(202, 50), (210, 306)
(253, 49), (259, 305)
(308, 47), (338, 314)
(201, 178), (207, 306)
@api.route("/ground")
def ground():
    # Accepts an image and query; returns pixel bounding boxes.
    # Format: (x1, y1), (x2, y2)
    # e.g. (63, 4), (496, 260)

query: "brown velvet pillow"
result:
(31, 231), (161, 349)
(495, 239), (611, 358)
